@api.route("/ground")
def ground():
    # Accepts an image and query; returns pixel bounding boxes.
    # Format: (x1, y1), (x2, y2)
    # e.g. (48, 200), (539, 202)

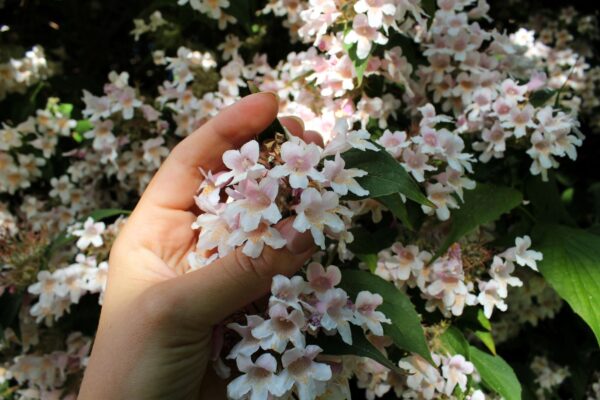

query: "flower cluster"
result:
(187, 128), (371, 269)
(375, 235), (542, 320)
(0, 45), (50, 100)
(530, 355), (570, 399)
(225, 265), (390, 400)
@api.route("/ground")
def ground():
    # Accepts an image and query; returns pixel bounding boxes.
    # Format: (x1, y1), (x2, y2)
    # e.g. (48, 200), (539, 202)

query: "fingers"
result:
(140, 92), (279, 210)
(151, 218), (316, 327)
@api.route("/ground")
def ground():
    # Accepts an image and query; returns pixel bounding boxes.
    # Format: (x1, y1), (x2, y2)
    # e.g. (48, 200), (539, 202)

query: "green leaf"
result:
(340, 270), (432, 363)
(439, 326), (471, 358)
(529, 89), (557, 107)
(341, 148), (432, 207)
(533, 224), (600, 345)
(57, 103), (74, 117)
(356, 253), (378, 273)
(377, 193), (414, 230)
(470, 346), (522, 400)
(525, 175), (574, 225)
(312, 325), (400, 372)
(88, 208), (132, 221)
(474, 330), (496, 355)
(435, 183), (522, 258)
(348, 226), (396, 254)
(75, 119), (93, 135)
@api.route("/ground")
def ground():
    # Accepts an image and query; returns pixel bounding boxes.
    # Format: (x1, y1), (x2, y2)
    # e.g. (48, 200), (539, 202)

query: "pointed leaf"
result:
(340, 270), (432, 363)
(435, 183), (522, 258)
(311, 325), (400, 373)
(470, 346), (522, 400)
(341, 148), (432, 207)
(533, 224), (600, 345)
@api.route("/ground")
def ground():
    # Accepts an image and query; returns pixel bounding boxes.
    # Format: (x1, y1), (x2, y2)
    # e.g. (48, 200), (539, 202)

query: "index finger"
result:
(139, 92), (279, 210)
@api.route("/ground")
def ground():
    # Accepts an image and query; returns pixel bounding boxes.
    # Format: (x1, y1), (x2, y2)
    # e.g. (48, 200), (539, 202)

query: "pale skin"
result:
(78, 93), (322, 399)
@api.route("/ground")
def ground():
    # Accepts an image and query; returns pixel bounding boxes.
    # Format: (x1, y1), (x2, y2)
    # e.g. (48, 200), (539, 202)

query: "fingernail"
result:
(285, 115), (305, 131)
(261, 91), (280, 104)
(279, 220), (314, 255)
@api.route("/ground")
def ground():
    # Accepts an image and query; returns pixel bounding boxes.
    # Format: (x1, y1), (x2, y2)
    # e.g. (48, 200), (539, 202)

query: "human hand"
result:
(78, 93), (321, 399)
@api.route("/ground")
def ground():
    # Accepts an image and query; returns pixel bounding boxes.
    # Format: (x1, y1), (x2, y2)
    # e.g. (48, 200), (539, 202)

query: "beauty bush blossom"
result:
(2, 0), (597, 398)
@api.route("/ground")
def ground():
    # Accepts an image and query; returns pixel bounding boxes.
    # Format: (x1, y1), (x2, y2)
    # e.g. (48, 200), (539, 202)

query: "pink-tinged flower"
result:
(217, 140), (266, 185)
(473, 121), (511, 163)
(343, 14), (388, 60)
(401, 149), (435, 182)
(377, 129), (409, 158)
(503, 104), (537, 138)
(112, 87), (142, 120)
(502, 235), (543, 271)
(501, 79), (527, 102)
(322, 120), (379, 157)
(293, 188), (348, 249)
(142, 137), (169, 168)
(225, 177), (282, 232)
(191, 212), (233, 257)
(492, 97), (517, 121)
(270, 137), (324, 189)
(226, 315), (265, 359)
(194, 168), (225, 213)
(252, 303), (306, 352)
(72, 218), (105, 250)
(354, 0), (396, 29)
(413, 127), (443, 155)
(270, 275), (307, 310)
(377, 242), (426, 284)
(477, 279), (508, 318)
(83, 120), (116, 151)
(421, 183), (459, 221)
(435, 167), (475, 201)
(307, 262), (341, 294)
(227, 354), (288, 400)
(399, 354), (444, 399)
(527, 132), (555, 177)
(27, 271), (63, 307)
(441, 355), (474, 395)
(227, 221), (286, 258)
(353, 291), (390, 336)
(316, 288), (354, 344)
(489, 256), (522, 297)
(322, 152), (369, 196)
(281, 345), (332, 400)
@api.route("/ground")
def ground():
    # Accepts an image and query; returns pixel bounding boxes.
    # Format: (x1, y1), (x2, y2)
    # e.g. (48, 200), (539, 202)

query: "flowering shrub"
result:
(1, 0), (600, 399)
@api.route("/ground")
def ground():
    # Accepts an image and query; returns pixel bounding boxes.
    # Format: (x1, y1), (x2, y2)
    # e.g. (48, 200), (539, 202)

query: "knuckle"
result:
(232, 247), (278, 281)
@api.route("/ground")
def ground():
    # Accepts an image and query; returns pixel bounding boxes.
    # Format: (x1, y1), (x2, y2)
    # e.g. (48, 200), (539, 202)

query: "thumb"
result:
(153, 218), (316, 327)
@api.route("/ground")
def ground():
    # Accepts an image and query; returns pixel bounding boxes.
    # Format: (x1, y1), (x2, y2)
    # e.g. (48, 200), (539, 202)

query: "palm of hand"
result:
(80, 93), (317, 400)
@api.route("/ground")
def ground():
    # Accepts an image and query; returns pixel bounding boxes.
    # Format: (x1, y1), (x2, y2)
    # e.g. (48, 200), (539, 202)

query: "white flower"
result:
(354, 0), (396, 29)
(477, 279), (508, 318)
(191, 212), (233, 257)
(322, 152), (369, 196)
(344, 14), (388, 59)
(72, 218), (106, 250)
(488, 256), (522, 297)
(353, 291), (390, 336)
(441, 354), (474, 395)
(306, 262), (341, 294)
(225, 177), (282, 232)
(502, 235), (543, 271)
(377, 129), (409, 158)
(217, 140), (266, 185)
(227, 315), (265, 359)
(402, 149), (435, 182)
(281, 345), (332, 400)
(227, 221), (286, 258)
(142, 137), (169, 168)
(293, 188), (347, 249)
(227, 354), (288, 400)
(270, 275), (307, 310)
(270, 136), (324, 189)
(252, 303), (306, 353)
(27, 271), (62, 307)
(421, 183), (459, 221)
(316, 288), (354, 344)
